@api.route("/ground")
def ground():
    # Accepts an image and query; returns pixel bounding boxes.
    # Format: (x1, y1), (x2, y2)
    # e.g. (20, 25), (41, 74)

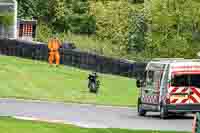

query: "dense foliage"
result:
(17, 0), (200, 60)
(17, 0), (95, 34)
(0, 12), (14, 28)
(145, 0), (200, 59)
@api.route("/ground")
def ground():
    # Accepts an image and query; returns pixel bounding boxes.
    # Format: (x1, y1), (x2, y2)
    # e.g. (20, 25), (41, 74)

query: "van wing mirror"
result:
(136, 80), (140, 88)
(136, 80), (144, 88)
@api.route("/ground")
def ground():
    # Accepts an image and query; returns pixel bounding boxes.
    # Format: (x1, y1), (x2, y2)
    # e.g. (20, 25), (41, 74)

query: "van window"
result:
(153, 71), (163, 90)
(190, 75), (200, 88)
(171, 74), (189, 87)
(171, 74), (200, 88)
(141, 71), (147, 81)
(154, 71), (163, 83)
(147, 70), (154, 85)
(163, 66), (169, 88)
(160, 64), (169, 94)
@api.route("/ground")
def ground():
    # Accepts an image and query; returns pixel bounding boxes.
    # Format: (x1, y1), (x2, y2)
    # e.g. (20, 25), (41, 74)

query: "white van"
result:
(136, 58), (200, 119)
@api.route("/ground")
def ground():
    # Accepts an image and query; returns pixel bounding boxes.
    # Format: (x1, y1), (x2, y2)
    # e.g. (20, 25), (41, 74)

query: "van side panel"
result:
(141, 63), (165, 110)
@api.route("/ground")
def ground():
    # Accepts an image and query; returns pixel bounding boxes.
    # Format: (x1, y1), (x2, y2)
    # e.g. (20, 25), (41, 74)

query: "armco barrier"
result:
(193, 113), (200, 133)
(0, 39), (147, 78)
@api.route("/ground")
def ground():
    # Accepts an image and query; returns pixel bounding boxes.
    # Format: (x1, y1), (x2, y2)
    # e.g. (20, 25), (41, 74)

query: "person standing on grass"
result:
(48, 36), (61, 67)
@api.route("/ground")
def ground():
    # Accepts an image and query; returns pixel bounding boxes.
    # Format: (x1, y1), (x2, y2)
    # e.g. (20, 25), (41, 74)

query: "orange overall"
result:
(48, 38), (61, 65)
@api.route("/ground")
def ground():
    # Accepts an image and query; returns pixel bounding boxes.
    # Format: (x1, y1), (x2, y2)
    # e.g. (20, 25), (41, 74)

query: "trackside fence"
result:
(0, 39), (147, 78)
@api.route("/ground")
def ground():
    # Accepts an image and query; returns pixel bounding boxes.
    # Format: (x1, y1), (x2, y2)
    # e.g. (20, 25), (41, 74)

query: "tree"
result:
(144, 0), (200, 58)
(128, 9), (146, 53)
(89, 0), (131, 55)
(68, 0), (96, 34)
(17, 0), (36, 19)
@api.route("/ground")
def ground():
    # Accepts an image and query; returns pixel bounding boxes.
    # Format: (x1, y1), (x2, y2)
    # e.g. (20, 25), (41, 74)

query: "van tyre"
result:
(137, 101), (146, 116)
(160, 106), (168, 119)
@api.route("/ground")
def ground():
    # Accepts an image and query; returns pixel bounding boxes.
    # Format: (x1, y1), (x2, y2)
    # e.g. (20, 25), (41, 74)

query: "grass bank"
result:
(0, 55), (137, 107)
(0, 117), (190, 133)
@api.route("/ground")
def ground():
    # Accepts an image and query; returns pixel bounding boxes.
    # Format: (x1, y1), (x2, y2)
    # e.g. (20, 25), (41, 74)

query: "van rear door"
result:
(188, 74), (200, 104)
(170, 74), (190, 104)
(170, 73), (200, 104)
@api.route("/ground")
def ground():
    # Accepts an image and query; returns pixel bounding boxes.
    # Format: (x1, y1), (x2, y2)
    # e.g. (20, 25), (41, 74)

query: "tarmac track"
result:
(0, 99), (193, 132)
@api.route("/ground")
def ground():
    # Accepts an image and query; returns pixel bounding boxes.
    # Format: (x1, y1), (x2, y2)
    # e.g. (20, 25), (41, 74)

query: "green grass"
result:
(57, 32), (117, 57)
(0, 55), (138, 106)
(36, 23), (122, 58)
(0, 117), (190, 133)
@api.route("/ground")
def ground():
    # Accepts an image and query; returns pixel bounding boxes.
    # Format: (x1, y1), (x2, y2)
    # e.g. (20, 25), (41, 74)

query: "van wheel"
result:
(160, 106), (168, 119)
(179, 113), (186, 116)
(137, 102), (146, 116)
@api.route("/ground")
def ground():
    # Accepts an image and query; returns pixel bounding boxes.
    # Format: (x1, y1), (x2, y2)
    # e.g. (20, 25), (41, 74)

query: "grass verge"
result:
(0, 117), (190, 133)
(0, 55), (137, 107)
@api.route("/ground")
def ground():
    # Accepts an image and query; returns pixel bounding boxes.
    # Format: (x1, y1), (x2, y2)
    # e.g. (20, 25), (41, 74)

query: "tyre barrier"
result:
(0, 39), (147, 78)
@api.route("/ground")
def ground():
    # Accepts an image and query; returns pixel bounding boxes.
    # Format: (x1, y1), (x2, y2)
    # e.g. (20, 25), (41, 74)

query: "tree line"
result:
(17, 0), (200, 60)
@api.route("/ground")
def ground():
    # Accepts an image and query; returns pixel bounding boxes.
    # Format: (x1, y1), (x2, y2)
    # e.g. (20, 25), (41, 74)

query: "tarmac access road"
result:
(0, 99), (193, 132)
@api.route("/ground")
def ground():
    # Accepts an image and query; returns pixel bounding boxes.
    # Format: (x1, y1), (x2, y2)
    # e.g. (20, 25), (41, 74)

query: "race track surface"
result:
(0, 99), (193, 132)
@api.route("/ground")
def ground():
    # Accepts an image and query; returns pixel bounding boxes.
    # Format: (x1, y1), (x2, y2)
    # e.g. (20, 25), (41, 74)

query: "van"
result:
(136, 58), (200, 119)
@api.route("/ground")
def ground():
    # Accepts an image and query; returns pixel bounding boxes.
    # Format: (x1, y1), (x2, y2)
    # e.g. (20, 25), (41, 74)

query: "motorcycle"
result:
(88, 72), (100, 94)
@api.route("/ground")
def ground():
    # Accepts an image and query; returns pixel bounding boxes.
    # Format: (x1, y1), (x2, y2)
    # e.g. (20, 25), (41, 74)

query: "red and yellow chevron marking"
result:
(169, 87), (189, 104)
(170, 95), (189, 104)
(169, 87), (200, 104)
(169, 87), (189, 94)
(190, 87), (200, 103)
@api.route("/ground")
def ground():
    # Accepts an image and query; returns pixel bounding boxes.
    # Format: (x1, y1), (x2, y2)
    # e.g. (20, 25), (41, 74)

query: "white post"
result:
(13, 0), (17, 39)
